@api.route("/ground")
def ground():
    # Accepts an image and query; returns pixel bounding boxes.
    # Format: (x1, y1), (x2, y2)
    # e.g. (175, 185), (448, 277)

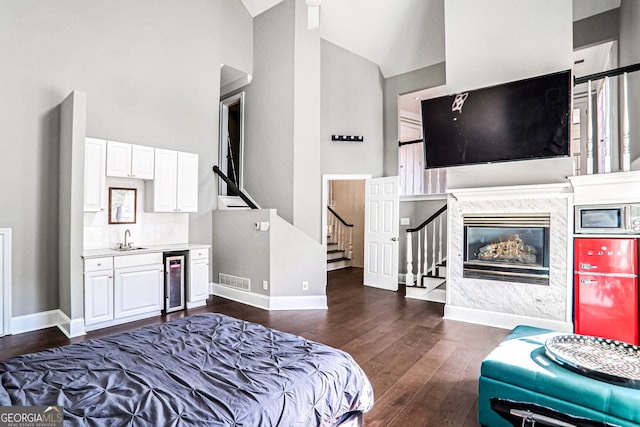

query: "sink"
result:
(116, 246), (147, 252)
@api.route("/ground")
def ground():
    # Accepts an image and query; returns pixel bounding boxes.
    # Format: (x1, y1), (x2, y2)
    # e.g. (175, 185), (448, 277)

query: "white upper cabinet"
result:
(152, 149), (179, 212)
(148, 149), (198, 213)
(106, 141), (154, 180)
(84, 138), (106, 212)
(177, 152), (199, 212)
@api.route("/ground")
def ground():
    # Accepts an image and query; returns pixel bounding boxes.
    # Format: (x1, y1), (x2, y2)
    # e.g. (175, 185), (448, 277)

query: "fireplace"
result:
(463, 214), (550, 285)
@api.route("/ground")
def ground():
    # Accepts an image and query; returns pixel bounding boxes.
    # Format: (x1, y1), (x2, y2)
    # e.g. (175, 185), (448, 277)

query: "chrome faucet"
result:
(123, 229), (131, 249)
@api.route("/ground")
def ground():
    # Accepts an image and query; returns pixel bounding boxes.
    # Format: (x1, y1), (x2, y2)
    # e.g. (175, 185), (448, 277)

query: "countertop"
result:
(82, 243), (211, 259)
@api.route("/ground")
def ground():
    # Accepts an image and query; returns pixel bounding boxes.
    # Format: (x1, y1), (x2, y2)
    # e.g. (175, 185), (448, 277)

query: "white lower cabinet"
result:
(84, 252), (163, 330)
(84, 270), (114, 326)
(114, 265), (163, 318)
(188, 248), (210, 307)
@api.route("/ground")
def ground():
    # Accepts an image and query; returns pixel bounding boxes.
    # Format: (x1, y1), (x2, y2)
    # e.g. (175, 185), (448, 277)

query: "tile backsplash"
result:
(83, 177), (189, 250)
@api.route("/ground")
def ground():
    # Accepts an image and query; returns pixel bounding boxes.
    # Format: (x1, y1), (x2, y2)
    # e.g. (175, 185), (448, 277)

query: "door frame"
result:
(218, 91), (245, 195)
(321, 174), (372, 249)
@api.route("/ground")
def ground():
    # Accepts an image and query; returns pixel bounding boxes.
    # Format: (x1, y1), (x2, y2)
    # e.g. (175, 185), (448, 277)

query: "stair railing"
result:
(212, 165), (259, 209)
(327, 206), (353, 260)
(573, 62), (640, 174)
(405, 204), (447, 286)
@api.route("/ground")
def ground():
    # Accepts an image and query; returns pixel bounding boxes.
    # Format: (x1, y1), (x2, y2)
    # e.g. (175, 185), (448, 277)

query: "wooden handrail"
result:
(327, 206), (353, 227)
(406, 204), (447, 233)
(212, 165), (258, 209)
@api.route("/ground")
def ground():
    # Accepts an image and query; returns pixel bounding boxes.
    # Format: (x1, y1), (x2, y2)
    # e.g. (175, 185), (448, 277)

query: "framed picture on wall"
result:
(108, 187), (137, 224)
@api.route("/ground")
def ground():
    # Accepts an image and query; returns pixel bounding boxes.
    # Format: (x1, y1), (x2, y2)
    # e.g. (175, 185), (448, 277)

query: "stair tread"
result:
(327, 249), (345, 254)
(327, 257), (350, 263)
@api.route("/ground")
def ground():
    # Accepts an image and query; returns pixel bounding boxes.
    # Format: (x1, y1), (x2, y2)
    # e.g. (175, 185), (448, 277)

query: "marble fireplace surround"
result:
(444, 183), (574, 332)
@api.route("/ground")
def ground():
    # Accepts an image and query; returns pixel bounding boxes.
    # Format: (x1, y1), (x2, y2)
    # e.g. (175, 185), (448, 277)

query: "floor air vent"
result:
(218, 273), (251, 291)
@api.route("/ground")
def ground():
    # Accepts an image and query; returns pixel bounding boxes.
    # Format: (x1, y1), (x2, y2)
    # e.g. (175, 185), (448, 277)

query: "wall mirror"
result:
(109, 187), (137, 224)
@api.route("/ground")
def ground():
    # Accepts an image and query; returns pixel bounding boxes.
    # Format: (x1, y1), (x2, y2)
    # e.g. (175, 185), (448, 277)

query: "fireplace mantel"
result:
(568, 170), (640, 205)
(449, 182), (572, 201)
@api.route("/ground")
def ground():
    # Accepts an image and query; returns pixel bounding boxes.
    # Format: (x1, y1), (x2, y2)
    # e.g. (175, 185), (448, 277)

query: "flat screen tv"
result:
(422, 70), (571, 169)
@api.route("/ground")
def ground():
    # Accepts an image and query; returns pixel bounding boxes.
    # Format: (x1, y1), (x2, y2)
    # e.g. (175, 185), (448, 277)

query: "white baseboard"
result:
(212, 283), (327, 311)
(10, 309), (87, 337)
(56, 311), (86, 338)
(443, 305), (573, 332)
(269, 295), (327, 310)
(186, 300), (207, 309)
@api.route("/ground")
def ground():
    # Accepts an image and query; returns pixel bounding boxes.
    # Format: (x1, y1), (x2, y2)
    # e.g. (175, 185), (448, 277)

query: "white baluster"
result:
(586, 79), (594, 175)
(438, 212), (443, 271)
(416, 231), (422, 286)
(622, 72), (631, 172)
(603, 76), (612, 173)
(431, 221), (436, 275)
(406, 233), (414, 285)
(348, 227), (353, 259)
(422, 227), (428, 278)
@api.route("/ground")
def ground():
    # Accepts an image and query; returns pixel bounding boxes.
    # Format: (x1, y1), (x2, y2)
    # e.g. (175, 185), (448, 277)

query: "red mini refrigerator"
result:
(574, 237), (639, 345)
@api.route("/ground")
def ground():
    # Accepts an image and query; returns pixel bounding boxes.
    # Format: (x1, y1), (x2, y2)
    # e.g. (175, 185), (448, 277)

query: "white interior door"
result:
(364, 176), (399, 291)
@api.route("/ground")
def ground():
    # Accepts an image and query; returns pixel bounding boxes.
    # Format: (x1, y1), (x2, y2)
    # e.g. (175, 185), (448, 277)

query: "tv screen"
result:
(422, 70), (571, 169)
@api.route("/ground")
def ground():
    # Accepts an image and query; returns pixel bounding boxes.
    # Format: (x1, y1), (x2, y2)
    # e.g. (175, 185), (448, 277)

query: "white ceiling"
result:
(239, 0), (444, 78)
(239, 0), (622, 111)
(572, 0), (620, 21)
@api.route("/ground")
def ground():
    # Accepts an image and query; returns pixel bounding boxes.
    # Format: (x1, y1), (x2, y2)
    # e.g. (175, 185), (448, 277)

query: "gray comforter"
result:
(0, 313), (373, 426)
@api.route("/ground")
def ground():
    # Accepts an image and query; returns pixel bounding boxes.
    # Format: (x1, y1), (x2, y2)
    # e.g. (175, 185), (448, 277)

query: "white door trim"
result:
(0, 229), (11, 336)
(321, 174), (372, 248)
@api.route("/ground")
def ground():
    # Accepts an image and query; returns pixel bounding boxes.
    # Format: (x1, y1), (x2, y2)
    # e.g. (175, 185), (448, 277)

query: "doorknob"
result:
(391, 237), (398, 241)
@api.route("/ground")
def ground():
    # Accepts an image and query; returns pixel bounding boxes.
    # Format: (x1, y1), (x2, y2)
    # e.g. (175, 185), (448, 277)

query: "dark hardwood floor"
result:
(0, 267), (509, 426)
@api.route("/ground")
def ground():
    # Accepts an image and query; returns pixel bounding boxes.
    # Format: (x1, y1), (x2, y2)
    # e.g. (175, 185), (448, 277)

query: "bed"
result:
(0, 313), (374, 426)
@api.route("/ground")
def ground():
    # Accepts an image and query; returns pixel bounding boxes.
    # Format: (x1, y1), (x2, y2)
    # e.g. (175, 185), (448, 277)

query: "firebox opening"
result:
(463, 214), (550, 286)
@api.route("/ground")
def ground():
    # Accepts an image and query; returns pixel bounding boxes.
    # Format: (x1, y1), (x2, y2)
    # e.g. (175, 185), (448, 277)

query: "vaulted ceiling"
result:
(239, 0), (621, 79)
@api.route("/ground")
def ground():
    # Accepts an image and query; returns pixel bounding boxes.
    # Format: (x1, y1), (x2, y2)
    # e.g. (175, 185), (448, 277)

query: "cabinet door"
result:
(106, 141), (132, 178)
(131, 144), (155, 180)
(177, 152), (198, 212)
(152, 149), (178, 212)
(84, 138), (106, 212)
(85, 270), (113, 325)
(189, 258), (209, 303)
(114, 265), (163, 318)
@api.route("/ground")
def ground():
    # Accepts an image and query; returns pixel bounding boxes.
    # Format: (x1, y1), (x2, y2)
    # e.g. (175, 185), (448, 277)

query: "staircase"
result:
(404, 204), (447, 303)
(326, 206), (353, 271)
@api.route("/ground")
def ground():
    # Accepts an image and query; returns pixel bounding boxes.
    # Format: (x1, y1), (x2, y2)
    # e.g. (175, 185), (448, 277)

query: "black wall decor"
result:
(331, 134), (364, 143)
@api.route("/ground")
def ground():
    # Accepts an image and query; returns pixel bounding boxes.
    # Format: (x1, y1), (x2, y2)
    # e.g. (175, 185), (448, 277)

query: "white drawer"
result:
(84, 257), (113, 272)
(114, 252), (163, 269)
(190, 248), (209, 261)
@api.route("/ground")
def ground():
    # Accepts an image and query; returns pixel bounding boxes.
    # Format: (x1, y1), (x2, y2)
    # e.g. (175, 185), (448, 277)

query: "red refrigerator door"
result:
(574, 273), (639, 345)
(574, 237), (638, 275)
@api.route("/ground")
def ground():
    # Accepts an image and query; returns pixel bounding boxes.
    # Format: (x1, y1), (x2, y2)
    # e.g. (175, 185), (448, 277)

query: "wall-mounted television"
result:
(422, 70), (571, 169)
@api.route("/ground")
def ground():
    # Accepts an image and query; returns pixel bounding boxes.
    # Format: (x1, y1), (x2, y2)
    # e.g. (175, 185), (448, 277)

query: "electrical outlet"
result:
(302, 281), (309, 291)
(263, 280), (268, 290)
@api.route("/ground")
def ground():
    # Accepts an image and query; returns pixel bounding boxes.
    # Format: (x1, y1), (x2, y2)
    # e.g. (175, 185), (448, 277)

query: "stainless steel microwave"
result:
(575, 204), (640, 234)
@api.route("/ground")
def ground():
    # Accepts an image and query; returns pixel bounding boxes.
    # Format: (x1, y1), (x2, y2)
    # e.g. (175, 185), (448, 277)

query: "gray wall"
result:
(212, 209), (326, 297)
(383, 63), (447, 177)
(212, 210), (271, 296)
(573, 9), (619, 49)
(321, 40), (384, 177)
(244, 1), (295, 224)
(0, 0), (252, 317)
(619, 0), (640, 164)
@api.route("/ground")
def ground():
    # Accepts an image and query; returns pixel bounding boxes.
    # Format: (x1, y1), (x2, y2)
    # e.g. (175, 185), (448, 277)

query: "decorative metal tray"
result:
(545, 334), (640, 389)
